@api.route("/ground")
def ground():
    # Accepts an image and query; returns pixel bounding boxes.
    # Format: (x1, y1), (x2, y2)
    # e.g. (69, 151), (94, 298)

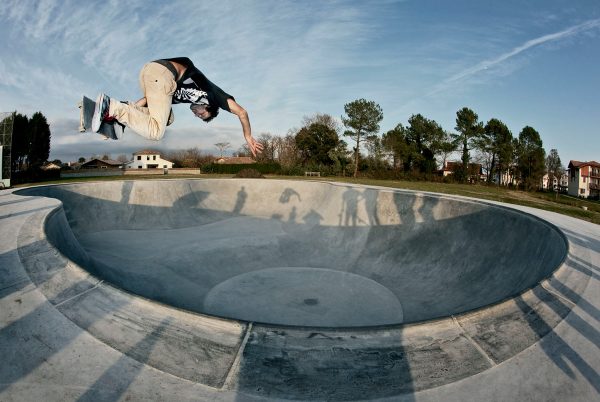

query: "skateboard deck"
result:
(78, 95), (122, 140)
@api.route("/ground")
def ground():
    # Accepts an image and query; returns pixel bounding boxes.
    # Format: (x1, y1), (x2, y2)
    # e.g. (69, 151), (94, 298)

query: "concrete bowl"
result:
(17, 179), (567, 327)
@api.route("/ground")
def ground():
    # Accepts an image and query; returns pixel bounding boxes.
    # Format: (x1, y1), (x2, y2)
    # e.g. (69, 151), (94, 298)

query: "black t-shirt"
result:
(164, 57), (234, 112)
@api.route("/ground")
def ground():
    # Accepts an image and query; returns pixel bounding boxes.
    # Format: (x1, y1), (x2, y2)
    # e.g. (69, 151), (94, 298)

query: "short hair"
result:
(202, 104), (219, 123)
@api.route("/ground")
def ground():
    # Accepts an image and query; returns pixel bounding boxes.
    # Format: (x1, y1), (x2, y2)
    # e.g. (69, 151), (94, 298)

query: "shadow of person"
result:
(340, 187), (362, 226)
(363, 189), (380, 226)
(120, 181), (134, 205)
(288, 206), (297, 224)
(279, 188), (301, 204)
(303, 209), (323, 227)
(233, 186), (247, 215)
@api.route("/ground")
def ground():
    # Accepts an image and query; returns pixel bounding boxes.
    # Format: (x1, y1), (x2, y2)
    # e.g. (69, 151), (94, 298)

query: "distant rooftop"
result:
(133, 149), (162, 156)
(568, 160), (600, 168)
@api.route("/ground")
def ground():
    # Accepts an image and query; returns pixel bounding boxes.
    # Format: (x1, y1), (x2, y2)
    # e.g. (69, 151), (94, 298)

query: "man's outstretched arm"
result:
(227, 98), (263, 157)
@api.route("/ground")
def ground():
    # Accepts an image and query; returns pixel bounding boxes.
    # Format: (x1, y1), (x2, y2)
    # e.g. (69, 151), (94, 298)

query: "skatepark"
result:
(1, 179), (599, 401)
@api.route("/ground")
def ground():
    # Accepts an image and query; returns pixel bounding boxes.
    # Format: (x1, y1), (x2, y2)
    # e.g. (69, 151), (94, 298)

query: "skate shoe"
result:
(91, 93), (112, 132)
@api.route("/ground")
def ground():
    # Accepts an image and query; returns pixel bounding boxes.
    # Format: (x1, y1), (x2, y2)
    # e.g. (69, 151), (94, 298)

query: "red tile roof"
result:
(568, 160), (600, 169)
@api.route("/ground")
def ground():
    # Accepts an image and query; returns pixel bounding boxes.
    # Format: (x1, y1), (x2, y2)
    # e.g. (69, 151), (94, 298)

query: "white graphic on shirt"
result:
(174, 88), (208, 104)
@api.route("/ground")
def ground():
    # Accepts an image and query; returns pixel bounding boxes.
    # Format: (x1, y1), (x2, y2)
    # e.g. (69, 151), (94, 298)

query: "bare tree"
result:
(256, 133), (276, 162)
(301, 113), (340, 134)
(165, 147), (214, 168)
(546, 148), (563, 198)
(214, 142), (231, 158)
(273, 133), (300, 167)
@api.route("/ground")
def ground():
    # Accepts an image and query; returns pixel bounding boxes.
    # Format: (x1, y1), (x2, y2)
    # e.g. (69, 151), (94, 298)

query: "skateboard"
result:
(78, 95), (123, 140)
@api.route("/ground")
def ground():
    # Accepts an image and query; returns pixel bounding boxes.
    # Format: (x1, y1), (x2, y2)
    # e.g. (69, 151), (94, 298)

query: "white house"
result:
(542, 173), (568, 191)
(568, 160), (600, 199)
(126, 150), (173, 170)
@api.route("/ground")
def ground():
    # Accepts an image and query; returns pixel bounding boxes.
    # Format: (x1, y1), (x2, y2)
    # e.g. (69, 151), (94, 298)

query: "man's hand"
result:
(245, 135), (264, 157)
(227, 98), (263, 157)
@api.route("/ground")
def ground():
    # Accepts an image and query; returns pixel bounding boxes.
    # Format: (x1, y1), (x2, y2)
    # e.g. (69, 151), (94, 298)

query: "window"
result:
(138, 166), (142, 169)
(147, 156), (150, 160)
(581, 189), (586, 194)
(584, 177), (587, 183)
(163, 165), (167, 168)
(153, 155), (157, 160)
(137, 156), (141, 160)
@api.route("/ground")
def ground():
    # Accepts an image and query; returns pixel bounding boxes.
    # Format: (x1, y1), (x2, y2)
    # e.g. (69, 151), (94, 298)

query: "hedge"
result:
(201, 162), (281, 174)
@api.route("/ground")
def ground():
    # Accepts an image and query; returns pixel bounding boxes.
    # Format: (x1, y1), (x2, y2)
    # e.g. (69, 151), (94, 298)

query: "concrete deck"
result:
(1, 179), (599, 401)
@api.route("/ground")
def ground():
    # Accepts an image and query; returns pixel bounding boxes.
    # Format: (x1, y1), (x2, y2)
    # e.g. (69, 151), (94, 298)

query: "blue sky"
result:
(0, 0), (598, 165)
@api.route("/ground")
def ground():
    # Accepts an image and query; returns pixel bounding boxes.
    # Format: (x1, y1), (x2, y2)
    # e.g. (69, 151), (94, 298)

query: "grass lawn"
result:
(11, 174), (600, 225)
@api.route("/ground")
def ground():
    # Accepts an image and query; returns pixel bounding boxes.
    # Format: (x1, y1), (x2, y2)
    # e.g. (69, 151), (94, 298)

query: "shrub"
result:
(202, 162), (281, 174)
(11, 167), (61, 185)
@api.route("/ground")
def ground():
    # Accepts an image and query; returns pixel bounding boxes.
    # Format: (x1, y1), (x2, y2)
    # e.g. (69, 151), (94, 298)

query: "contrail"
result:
(432, 18), (600, 94)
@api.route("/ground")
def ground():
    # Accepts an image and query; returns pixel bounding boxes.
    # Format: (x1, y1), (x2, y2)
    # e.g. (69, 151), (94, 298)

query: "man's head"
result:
(190, 103), (219, 122)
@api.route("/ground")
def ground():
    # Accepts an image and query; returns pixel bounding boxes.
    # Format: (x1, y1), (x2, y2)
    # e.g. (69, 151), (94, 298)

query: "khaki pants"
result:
(110, 62), (177, 141)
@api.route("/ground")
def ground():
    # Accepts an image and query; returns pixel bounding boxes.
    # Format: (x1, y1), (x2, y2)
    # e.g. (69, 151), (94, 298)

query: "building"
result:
(41, 162), (62, 171)
(81, 158), (123, 169)
(126, 150), (173, 170)
(568, 160), (600, 199)
(441, 161), (484, 182)
(542, 173), (568, 192)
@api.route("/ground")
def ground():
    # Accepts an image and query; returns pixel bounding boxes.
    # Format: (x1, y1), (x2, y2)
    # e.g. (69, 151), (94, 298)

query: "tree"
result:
(327, 140), (351, 175)
(11, 113), (29, 172)
(546, 148), (563, 198)
(78, 157), (86, 164)
(437, 131), (457, 172)
(235, 145), (252, 157)
(295, 123), (340, 165)
(255, 134), (276, 163)
(477, 118), (511, 183)
(341, 99), (383, 177)
(116, 154), (129, 163)
(495, 123), (515, 186)
(214, 142), (231, 158)
(301, 113), (340, 133)
(406, 114), (445, 173)
(28, 112), (51, 168)
(10, 111), (51, 172)
(273, 134), (300, 168)
(516, 126), (546, 190)
(166, 147), (213, 168)
(101, 154), (110, 161)
(453, 107), (483, 182)
(382, 123), (412, 171)
(364, 135), (387, 170)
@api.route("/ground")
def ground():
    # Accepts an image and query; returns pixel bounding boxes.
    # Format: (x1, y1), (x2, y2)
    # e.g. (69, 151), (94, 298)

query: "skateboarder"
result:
(92, 57), (263, 156)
